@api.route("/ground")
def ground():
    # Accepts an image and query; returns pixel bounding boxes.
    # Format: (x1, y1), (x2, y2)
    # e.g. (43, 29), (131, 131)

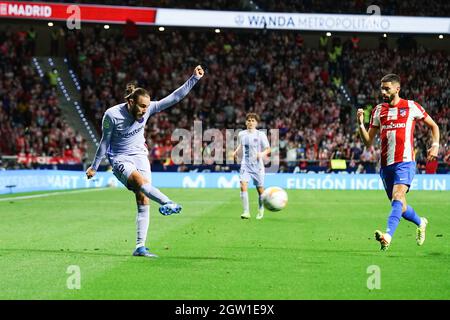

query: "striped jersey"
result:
(369, 98), (428, 167)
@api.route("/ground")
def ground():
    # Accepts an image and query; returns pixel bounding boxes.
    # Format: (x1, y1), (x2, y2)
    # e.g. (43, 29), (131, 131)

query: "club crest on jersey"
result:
(399, 109), (407, 117)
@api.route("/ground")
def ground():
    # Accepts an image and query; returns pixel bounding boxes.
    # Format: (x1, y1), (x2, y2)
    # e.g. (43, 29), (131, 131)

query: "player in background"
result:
(233, 113), (271, 220)
(86, 66), (204, 257)
(357, 73), (440, 251)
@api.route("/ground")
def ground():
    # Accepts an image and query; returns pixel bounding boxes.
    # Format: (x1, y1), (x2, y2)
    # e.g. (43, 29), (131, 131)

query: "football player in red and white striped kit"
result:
(357, 74), (440, 251)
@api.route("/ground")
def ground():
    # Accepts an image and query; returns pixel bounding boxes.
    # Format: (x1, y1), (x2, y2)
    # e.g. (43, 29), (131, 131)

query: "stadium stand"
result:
(66, 27), (448, 173)
(0, 1), (448, 172)
(0, 29), (88, 169)
(254, 0), (450, 16)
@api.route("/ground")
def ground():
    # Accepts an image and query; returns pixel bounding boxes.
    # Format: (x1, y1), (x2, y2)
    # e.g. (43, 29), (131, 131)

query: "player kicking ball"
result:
(86, 65), (204, 257)
(357, 74), (440, 251)
(233, 113), (271, 220)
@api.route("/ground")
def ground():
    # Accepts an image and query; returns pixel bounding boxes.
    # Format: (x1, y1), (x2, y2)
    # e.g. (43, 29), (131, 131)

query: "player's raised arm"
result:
(148, 65), (204, 116)
(86, 113), (113, 179)
(423, 115), (440, 161)
(357, 108), (378, 147)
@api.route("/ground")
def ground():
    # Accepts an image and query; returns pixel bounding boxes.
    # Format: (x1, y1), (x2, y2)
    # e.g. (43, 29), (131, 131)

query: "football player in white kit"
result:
(86, 66), (204, 257)
(233, 113), (271, 220)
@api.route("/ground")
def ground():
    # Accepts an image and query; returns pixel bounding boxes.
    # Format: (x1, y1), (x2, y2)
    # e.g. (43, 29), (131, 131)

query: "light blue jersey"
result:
(91, 75), (200, 171)
(238, 129), (270, 171)
(238, 129), (269, 188)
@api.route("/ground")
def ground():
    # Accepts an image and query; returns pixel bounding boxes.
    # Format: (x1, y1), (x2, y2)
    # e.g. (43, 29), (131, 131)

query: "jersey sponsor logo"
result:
(117, 125), (144, 138)
(381, 122), (406, 130)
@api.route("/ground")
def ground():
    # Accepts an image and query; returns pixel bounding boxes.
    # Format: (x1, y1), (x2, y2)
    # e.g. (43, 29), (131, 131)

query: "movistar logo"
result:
(217, 175), (240, 188)
(183, 175), (206, 188)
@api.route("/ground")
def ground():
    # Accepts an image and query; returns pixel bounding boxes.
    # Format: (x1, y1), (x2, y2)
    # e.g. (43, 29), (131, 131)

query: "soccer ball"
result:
(262, 187), (288, 212)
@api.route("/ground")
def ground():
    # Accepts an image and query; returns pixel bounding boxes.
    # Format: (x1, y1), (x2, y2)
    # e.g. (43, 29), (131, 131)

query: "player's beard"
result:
(382, 93), (396, 104)
(131, 105), (144, 121)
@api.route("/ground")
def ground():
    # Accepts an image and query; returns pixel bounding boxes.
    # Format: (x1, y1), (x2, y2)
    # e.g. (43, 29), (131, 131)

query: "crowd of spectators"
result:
(0, 29), (88, 168)
(255, 0), (450, 16)
(0, 24), (448, 173)
(68, 26), (448, 173)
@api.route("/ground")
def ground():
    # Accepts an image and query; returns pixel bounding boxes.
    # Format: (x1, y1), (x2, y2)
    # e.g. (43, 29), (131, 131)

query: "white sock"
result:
(140, 183), (170, 205)
(240, 191), (249, 213)
(136, 204), (149, 248)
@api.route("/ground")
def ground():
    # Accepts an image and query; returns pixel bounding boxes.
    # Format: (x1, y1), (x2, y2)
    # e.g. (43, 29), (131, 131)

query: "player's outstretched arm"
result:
(423, 115), (440, 161)
(148, 65), (204, 116)
(86, 113), (113, 179)
(357, 108), (378, 147)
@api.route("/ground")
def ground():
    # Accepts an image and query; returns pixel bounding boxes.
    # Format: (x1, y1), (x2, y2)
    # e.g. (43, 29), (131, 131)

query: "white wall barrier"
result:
(0, 170), (448, 194)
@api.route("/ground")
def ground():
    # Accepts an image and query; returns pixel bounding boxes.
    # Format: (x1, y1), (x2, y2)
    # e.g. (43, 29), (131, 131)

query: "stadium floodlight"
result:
(159, 26), (165, 32)
(215, 29), (221, 33)
(326, 32), (332, 37)
(104, 25), (110, 30)
(383, 33), (387, 38)
(48, 22), (54, 27)
(438, 35), (443, 39)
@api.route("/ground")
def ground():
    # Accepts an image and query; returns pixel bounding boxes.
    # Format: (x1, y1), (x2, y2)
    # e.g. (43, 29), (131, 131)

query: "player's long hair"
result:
(124, 82), (149, 103)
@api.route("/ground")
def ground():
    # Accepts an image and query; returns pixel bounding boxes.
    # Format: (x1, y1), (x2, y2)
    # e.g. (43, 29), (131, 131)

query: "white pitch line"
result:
(0, 188), (108, 202)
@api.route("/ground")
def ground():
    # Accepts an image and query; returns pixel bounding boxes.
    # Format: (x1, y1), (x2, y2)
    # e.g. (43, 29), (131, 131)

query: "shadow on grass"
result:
(0, 248), (239, 261)
(0, 248), (129, 258)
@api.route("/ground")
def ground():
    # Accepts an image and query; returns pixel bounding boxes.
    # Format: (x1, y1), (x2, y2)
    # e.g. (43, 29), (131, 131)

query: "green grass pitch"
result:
(0, 188), (449, 300)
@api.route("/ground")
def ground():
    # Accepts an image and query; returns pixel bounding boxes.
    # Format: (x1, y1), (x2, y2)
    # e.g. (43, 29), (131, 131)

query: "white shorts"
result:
(108, 154), (151, 191)
(239, 166), (265, 188)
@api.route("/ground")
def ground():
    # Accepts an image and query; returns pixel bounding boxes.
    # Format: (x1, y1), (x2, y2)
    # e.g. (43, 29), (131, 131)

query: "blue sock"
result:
(402, 205), (421, 226)
(386, 200), (403, 237)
